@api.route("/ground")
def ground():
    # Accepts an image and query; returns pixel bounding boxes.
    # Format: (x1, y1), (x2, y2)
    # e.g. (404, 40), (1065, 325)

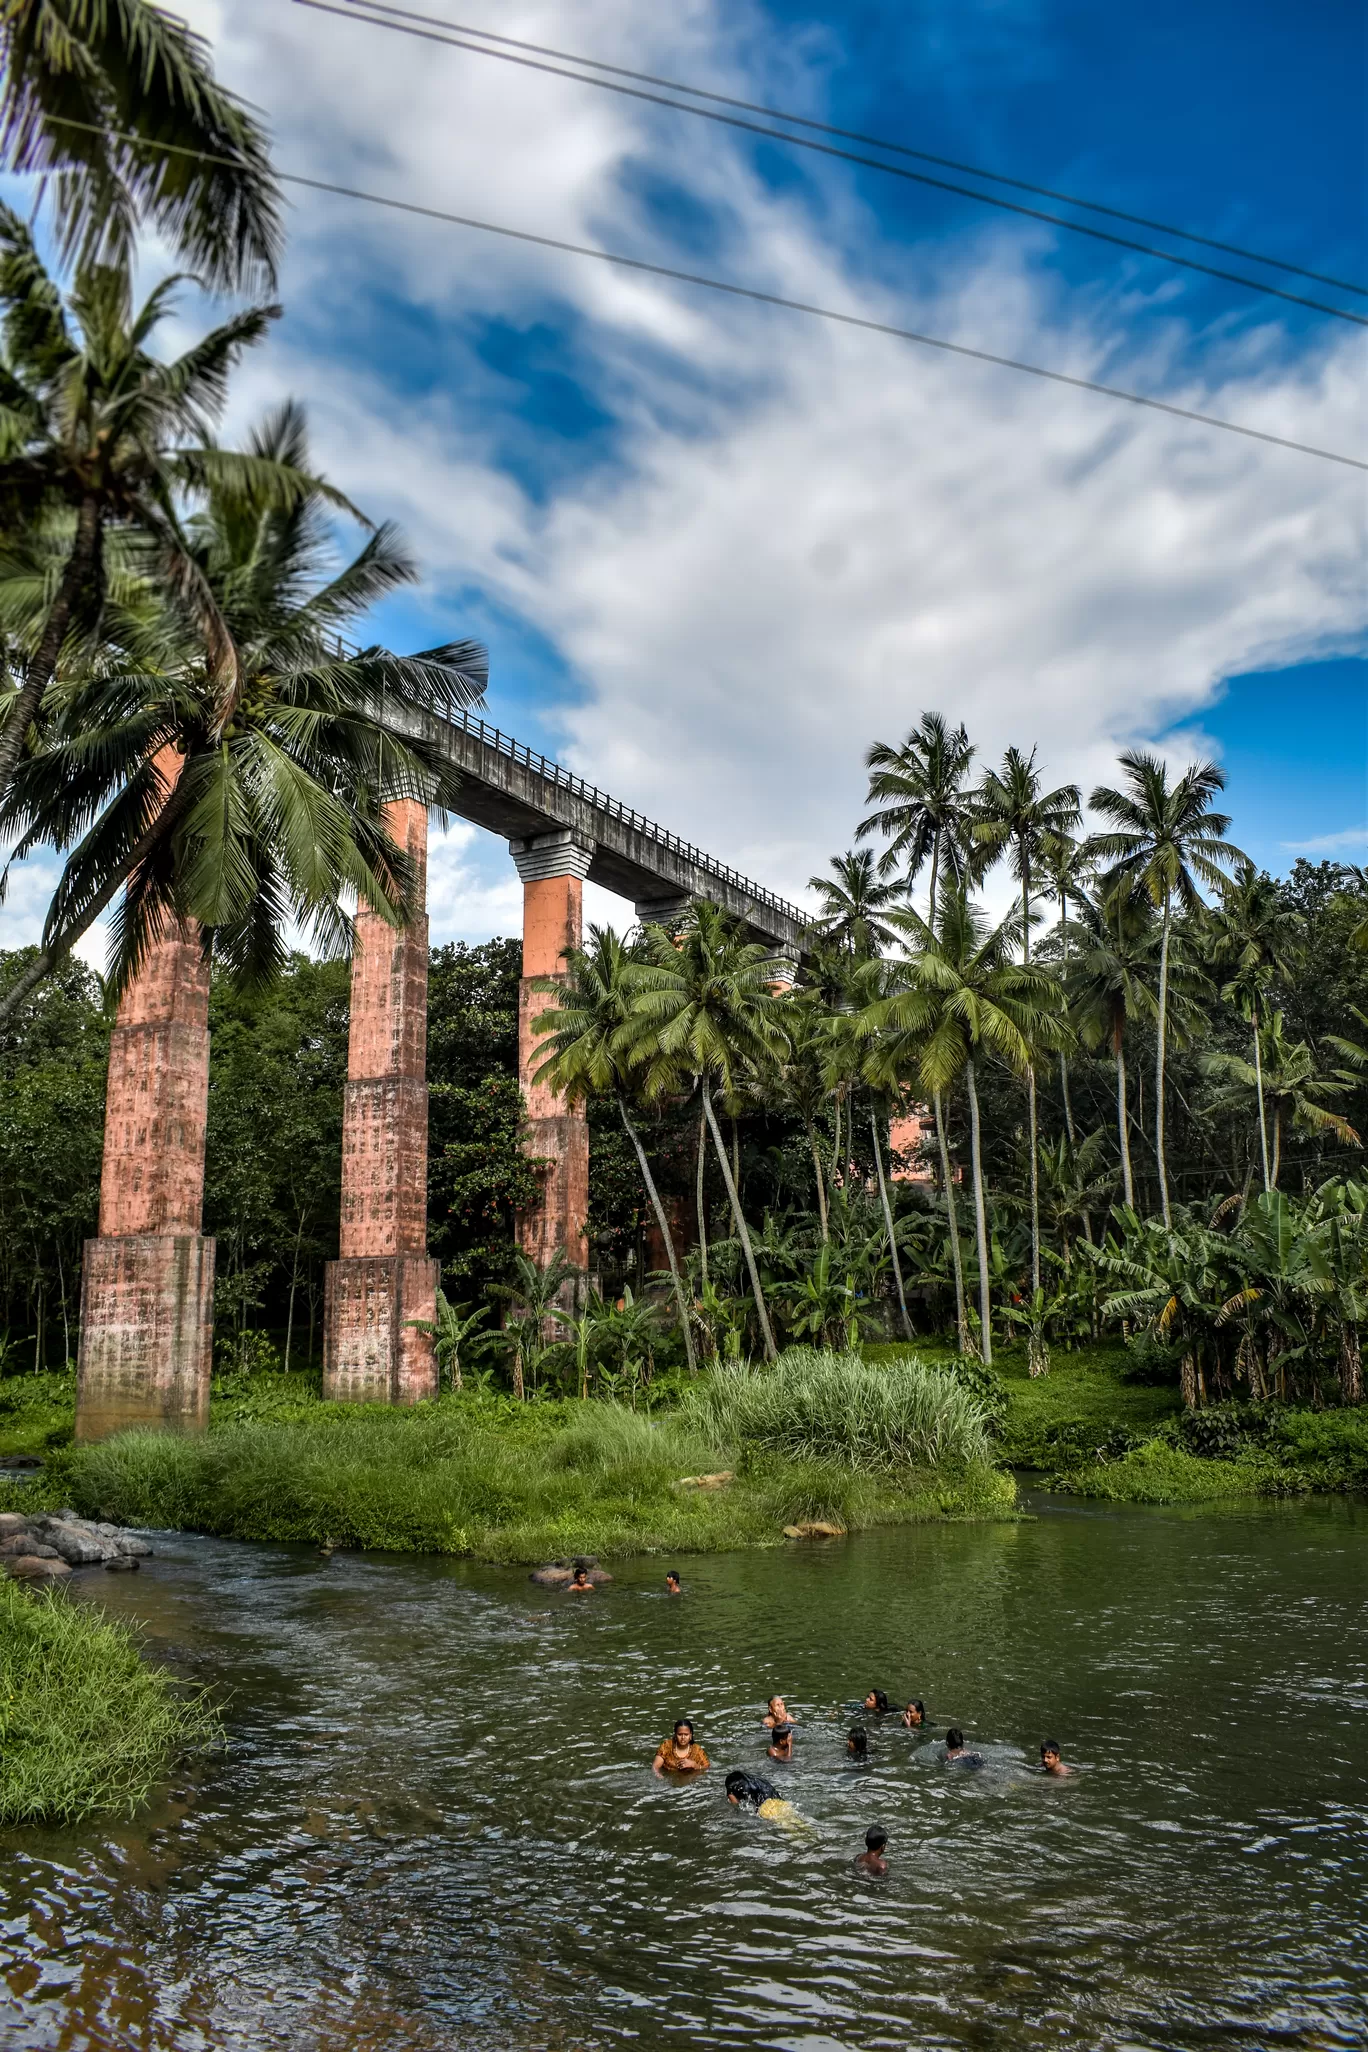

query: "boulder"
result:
(528, 1565), (574, 1587)
(0, 1532), (41, 1556)
(782, 1521), (846, 1540)
(40, 1523), (114, 1567)
(104, 1555), (141, 1573)
(7, 1555), (72, 1581)
(2, 1538), (59, 1560)
(0, 1512), (33, 1538)
(115, 1534), (153, 1557)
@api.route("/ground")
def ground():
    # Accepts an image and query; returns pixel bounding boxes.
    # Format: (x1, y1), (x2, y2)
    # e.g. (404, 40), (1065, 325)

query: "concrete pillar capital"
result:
(634, 892), (693, 929)
(509, 830), (595, 883)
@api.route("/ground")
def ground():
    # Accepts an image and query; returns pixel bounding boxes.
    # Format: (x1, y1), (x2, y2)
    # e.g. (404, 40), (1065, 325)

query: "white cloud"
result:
(1280, 824), (1368, 856)
(4, 0), (1363, 963)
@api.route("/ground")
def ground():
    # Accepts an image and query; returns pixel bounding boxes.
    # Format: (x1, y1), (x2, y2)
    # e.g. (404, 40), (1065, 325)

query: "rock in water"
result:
(528, 1565), (574, 1587)
(104, 1555), (141, 1573)
(7, 1556), (72, 1581)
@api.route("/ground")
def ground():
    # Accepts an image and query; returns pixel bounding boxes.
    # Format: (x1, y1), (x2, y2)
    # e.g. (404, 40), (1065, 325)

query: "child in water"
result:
(944, 1727), (984, 1767)
(567, 1566), (594, 1595)
(766, 1721), (795, 1762)
(847, 1726), (870, 1762)
(762, 1695), (792, 1729)
(665, 1571), (682, 1595)
(862, 1689), (891, 1716)
(725, 1770), (800, 1824)
(855, 1826), (888, 1878)
(653, 1720), (710, 1776)
(1040, 1740), (1072, 1776)
(900, 1700), (926, 1728)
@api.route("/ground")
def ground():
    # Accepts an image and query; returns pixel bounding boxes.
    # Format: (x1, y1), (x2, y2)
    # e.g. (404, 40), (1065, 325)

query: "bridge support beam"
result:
(324, 800), (438, 1404)
(76, 910), (215, 1441)
(513, 831), (593, 1277)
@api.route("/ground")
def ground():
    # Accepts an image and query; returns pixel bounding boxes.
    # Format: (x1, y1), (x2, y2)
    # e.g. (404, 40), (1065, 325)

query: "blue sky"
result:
(2, 0), (1363, 955)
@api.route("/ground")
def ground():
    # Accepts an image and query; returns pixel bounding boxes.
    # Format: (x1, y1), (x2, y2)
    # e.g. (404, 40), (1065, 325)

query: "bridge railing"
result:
(446, 704), (809, 930)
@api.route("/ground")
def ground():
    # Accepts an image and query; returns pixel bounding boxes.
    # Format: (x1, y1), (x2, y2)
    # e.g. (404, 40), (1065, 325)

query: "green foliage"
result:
(687, 1346), (993, 1469)
(0, 1582), (220, 1824)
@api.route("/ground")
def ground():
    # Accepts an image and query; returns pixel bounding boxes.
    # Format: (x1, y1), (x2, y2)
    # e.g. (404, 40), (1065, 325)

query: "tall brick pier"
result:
(512, 831), (592, 1274)
(76, 914), (215, 1439)
(323, 799), (439, 1403)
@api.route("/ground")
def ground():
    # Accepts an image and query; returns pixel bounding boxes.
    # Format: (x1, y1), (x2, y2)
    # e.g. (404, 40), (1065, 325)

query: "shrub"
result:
(687, 1348), (992, 1469)
(1050, 1440), (1259, 1504)
(0, 1583), (220, 1823)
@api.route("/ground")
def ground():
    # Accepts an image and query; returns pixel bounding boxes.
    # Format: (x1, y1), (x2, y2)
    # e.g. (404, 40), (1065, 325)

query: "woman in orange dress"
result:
(652, 1719), (710, 1776)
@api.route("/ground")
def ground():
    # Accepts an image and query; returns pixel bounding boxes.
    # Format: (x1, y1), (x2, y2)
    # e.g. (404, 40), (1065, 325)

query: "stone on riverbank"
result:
(0, 1512), (153, 1578)
(8, 1556), (72, 1581)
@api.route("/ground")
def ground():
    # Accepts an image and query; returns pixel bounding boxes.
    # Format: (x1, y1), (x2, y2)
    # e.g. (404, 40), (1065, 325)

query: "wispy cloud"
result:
(1280, 825), (1368, 856)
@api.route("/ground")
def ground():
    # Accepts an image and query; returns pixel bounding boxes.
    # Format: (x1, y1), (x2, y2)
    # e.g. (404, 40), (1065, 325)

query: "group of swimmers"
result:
(649, 1673), (1072, 1875)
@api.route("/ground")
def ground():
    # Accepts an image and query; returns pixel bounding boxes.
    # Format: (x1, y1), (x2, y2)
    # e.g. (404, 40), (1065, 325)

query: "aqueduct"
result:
(74, 707), (808, 1439)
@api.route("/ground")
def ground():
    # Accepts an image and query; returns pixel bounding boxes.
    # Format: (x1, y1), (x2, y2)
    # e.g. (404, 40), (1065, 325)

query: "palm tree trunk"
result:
(702, 1076), (777, 1361)
(965, 1056), (993, 1365)
(0, 495), (100, 808)
(832, 1092), (842, 1183)
(617, 1091), (696, 1374)
(1155, 893), (1173, 1226)
(1252, 1006), (1271, 1193)
(695, 1106), (708, 1284)
(806, 1121), (829, 1240)
(1058, 886), (1077, 1145)
(1271, 1105), (1282, 1189)
(870, 1110), (914, 1341)
(1022, 872), (1041, 1294)
(927, 836), (940, 929)
(933, 1088), (969, 1352)
(1115, 1032), (1135, 1209)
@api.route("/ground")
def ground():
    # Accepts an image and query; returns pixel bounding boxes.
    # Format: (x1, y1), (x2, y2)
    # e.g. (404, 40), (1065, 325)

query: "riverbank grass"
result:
(0, 1582), (220, 1824)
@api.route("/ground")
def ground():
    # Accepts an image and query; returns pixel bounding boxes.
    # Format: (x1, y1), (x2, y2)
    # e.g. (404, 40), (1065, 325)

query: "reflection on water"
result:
(2, 1496), (1366, 2049)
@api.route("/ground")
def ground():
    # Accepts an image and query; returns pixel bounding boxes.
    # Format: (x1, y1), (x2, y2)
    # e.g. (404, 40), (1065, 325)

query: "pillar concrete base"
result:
(76, 1232), (215, 1440)
(323, 1254), (439, 1404)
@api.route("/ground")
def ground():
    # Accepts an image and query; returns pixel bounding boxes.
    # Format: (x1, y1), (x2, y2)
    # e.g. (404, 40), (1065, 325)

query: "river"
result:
(2, 1494), (1365, 2050)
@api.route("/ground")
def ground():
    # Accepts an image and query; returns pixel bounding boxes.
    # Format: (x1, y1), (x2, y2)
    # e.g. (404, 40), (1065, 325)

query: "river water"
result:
(2, 1495), (1365, 2050)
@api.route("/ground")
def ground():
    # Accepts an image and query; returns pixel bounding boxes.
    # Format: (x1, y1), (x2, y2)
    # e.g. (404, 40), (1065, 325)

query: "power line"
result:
(35, 116), (1366, 471)
(299, 0), (1368, 329)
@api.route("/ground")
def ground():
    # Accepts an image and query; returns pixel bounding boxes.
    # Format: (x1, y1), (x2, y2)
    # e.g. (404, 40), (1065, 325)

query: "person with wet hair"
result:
(847, 1726), (870, 1761)
(900, 1700), (926, 1728)
(943, 1727), (984, 1767)
(1040, 1740), (1072, 1776)
(862, 1689), (891, 1716)
(725, 1770), (798, 1822)
(766, 1721), (795, 1762)
(762, 1694), (793, 1729)
(653, 1719), (710, 1776)
(664, 1571), (682, 1595)
(567, 1565), (594, 1595)
(855, 1825), (889, 1878)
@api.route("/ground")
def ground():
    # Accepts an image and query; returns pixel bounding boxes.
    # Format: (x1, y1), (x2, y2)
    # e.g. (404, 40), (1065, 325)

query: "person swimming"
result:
(664, 1571), (682, 1595)
(847, 1726), (870, 1761)
(1040, 1740), (1073, 1776)
(766, 1721), (795, 1761)
(900, 1699), (926, 1728)
(724, 1770), (799, 1823)
(943, 1727), (984, 1767)
(653, 1719), (710, 1776)
(566, 1566), (594, 1595)
(862, 1689), (891, 1716)
(762, 1695), (793, 1729)
(855, 1825), (888, 1878)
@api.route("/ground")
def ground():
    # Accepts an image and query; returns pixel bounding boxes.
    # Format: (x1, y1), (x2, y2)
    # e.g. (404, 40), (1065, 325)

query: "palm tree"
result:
(1067, 879), (1160, 1209)
(1206, 862), (1304, 1192)
(806, 849), (901, 958)
(1089, 752), (1242, 1225)
(0, 399), (486, 1014)
(629, 902), (788, 1361)
(529, 923), (697, 1373)
(857, 711), (976, 917)
(863, 887), (1063, 1364)
(974, 746), (1082, 1291)
(1203, 1013), (1360, 1187)
(1039, 827), (1091, 1144)
(0, 0), (281, 292)
(0, 209), (302, 812)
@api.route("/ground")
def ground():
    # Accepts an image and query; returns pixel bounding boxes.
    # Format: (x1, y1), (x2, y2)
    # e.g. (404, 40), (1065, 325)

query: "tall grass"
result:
(55, 1387), (1012, 1561)
(0, 1583), (220, 1824)
(687, 1348), (993, 1469)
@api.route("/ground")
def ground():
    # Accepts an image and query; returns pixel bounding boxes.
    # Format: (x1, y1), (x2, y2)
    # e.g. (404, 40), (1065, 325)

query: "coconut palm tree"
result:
(529, 923), (697, 1373)
(767, 988), (836, 1239)
(0, 208), (305, 811)
(1089, 752), (1242, 1225)
(806, 848), (901, 958)
(1067, 879), (1160, 1209)
(0, 0), (281, 292)
(973, 746), (1082, 1292)
(1203, 1014), (1360, 1187)
(862, 886), (1064, 1364)
(628, 902), (788, 1360)
(0, 399), (486, 1014)
(1039, 828), (1092, 1144)
(1206, 862), (1304, 1192)
(857, 710), (976, 917)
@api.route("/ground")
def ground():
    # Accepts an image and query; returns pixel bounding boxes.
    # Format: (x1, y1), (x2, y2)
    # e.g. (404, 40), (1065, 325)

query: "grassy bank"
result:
(0, 1582), (220, 1824)
(2, 1352), (1014, 1561)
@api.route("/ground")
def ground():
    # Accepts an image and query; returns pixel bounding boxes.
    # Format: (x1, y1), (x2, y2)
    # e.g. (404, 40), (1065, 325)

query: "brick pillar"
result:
(324, 800), (439, 1404)
(76, 871), (216, 1440)
(512, 831), (593, 1275)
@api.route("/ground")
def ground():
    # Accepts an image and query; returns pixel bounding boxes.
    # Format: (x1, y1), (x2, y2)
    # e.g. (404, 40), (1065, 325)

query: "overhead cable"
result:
(298, 0), (1368, 328)
(35, 116), (1361, 473)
